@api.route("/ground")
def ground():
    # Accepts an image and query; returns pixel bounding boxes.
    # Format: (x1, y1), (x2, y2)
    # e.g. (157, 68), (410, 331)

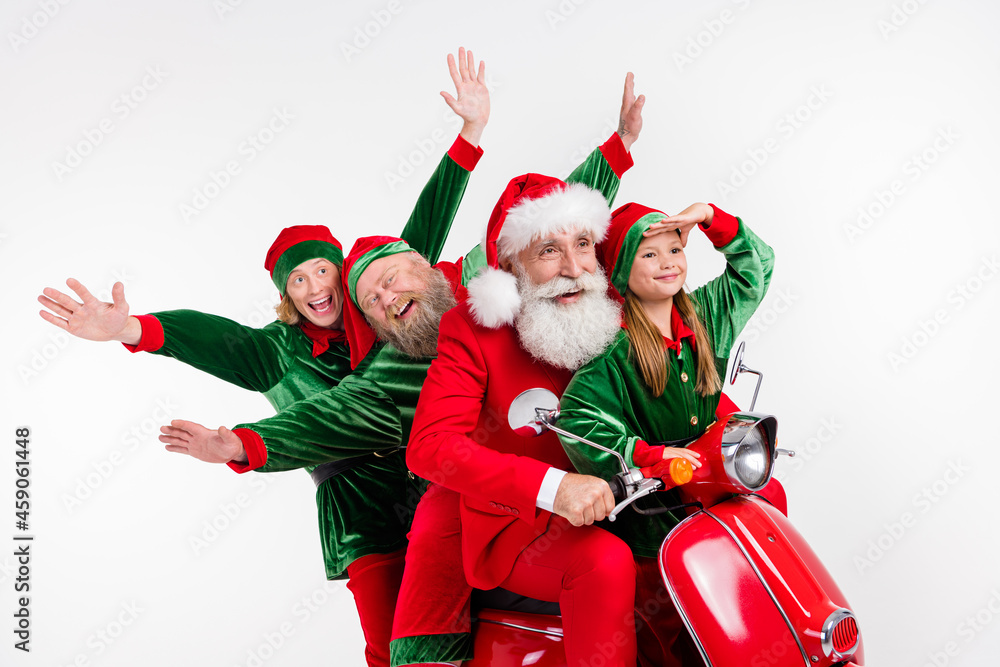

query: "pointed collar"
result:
(299, 320), (348, 358)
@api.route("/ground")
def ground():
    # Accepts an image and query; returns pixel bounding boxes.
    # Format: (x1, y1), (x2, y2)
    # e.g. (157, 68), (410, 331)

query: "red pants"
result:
(390, 483), (473, 664)
(634, 556), (700, 667)
(346, 548), (407, 667)
(502, 516), (638, 667)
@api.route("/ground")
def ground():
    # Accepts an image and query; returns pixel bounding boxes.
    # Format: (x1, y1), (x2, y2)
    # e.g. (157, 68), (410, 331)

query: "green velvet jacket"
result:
(232, 136), (633, 474)
(557, 217), (775, 558)
(138, 141), (476, 579)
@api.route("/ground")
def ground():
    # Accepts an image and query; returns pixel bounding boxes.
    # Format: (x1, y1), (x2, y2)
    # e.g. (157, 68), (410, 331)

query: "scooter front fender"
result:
(660, 495), (863, 666)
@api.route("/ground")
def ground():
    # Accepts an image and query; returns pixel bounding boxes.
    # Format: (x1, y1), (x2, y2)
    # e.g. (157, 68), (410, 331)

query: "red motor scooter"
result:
(465, 343), (864, 667)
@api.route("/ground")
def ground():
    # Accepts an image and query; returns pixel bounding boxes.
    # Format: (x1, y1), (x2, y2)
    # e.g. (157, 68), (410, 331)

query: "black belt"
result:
(309, 448), (403, 487)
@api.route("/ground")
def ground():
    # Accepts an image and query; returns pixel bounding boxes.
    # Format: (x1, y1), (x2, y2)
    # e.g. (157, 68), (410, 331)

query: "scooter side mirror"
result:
(508, 388), (560, 437)
(728, 341), (763, 412)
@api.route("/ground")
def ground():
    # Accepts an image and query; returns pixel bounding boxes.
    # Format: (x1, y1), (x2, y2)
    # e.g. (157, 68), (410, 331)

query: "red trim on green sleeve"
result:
(598, 133), (634, 178)
(447, 135), (484, 172)
(631, 439), (666, 467)
(121, 314), (164, 353)
(702, 204), (739, 247)
(226, 428), (267, 473)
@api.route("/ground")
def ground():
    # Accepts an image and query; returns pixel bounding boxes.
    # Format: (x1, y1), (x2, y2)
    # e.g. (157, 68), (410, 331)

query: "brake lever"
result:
(608, 477), (664, 522)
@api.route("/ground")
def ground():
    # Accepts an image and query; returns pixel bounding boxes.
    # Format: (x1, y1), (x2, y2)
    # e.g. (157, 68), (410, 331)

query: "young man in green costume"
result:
(161, 74), (646, 667)
(38, 48), (490, 667)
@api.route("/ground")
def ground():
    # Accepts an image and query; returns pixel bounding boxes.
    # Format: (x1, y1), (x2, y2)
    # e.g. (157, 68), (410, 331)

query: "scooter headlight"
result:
(721, 413), (777, 493)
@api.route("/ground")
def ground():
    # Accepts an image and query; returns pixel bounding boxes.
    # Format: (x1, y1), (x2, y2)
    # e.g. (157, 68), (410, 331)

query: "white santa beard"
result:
(513, 267), (621, 371)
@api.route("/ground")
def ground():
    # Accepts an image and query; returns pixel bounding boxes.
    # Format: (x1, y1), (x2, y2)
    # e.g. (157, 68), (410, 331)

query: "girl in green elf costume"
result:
(556, 201), (774, 666)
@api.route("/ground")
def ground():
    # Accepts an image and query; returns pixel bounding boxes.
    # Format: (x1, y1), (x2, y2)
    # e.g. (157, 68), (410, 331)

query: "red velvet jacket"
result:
(406, 301), (573, 589)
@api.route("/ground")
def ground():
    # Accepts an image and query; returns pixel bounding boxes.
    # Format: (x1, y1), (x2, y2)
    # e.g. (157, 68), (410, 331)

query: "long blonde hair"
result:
(623, 289), (721, 397)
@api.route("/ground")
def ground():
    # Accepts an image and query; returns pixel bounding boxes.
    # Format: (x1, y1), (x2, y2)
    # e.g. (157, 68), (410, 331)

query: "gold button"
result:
(680, 372), (689, 383)
(690, 416), (698, 426)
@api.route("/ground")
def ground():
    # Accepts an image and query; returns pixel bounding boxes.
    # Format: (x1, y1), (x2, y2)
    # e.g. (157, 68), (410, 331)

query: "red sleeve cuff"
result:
(226, 428), (268, 473)
(702, 204), (739, 247)
(447, 135), (484, 172)
(121, 314), (164, 353)
(598, 132), (634, 178)
(631, 439), (665, 468)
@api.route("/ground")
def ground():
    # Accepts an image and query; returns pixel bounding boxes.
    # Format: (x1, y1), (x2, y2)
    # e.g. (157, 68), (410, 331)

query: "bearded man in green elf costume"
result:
(556, 201), (774, 666)
(37, 48), (490, 667)
(159, 74), (645, 667)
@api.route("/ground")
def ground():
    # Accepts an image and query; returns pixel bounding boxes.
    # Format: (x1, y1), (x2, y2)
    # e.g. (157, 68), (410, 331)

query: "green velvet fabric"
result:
(557, 218), (775, 558)
(389, 632), (474, 666)
(145, 144), (473, 579)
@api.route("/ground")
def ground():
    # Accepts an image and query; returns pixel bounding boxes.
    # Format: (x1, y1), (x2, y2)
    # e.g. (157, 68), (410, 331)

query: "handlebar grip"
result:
(608, 476), (628, 504)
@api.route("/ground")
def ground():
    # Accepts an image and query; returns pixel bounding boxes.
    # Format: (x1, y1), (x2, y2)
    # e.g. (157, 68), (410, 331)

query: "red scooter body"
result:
(467, 386), (864, 666)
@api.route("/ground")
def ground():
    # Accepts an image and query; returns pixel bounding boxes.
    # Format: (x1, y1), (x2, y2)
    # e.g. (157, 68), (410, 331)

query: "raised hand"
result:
(159, 419), (247, 465)
(643, 203), (714, 247)
(38, 279), (141, 344)
(441, 46), (490, 146)
(617, 72), (645, 152)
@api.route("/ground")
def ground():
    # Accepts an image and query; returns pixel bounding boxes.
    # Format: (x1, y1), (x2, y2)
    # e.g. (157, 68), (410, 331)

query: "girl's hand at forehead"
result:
(643, 202), (715, 247)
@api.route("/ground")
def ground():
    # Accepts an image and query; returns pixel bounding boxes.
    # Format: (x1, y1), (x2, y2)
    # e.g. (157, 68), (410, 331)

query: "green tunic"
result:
(557, 218), (775, 558)
(143, 145), (474, 579)
(232, 139), (631, 471)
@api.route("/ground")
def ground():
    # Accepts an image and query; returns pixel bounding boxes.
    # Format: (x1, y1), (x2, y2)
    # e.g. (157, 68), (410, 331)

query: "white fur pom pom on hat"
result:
(467, 267), (521, 329)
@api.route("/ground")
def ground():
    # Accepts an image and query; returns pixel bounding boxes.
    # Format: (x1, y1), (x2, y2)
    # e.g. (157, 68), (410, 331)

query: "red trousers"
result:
(390, 483), (473, 664)
(346, 548), (407, 667)
(502, 516), (638, 667)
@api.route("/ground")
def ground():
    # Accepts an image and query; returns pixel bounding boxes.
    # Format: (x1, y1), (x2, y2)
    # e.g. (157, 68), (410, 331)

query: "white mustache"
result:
(531, 270), (605, 299)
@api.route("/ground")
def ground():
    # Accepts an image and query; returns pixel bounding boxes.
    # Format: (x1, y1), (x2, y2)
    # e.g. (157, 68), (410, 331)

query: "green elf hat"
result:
(264, 225), (344, 295)
(341, 235), (415, 369)
(598, 203), (670, 299)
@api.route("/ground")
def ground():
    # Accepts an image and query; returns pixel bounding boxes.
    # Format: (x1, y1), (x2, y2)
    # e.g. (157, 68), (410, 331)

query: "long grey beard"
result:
(514, 267), (621, 371)
(368, 264), (456, 359)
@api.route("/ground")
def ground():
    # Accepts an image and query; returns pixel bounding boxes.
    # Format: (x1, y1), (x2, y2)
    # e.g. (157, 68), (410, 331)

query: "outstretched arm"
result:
(398, 47), (488, 264)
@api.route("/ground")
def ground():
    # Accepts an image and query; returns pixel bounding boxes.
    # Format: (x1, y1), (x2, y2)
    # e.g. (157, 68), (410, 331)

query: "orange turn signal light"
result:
(669, 458), (694, 485)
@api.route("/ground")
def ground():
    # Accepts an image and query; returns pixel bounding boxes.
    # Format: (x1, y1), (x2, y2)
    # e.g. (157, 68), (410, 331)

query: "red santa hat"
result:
(599, 202), (670, 299)
(264, 225), (344, 295)
(467, 173), (612, 328)
(341, 235), (417, 369)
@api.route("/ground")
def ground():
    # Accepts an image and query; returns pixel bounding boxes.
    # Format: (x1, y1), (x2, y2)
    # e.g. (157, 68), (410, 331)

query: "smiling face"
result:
(285, 258), (344, 328)
(627, 231), (687, 308)
(507, 227), (599, 304)
(354, 251), (431, 327)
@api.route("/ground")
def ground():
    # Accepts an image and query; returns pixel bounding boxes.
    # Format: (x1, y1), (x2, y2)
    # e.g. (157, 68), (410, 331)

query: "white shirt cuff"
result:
(536, 467), (567, 512)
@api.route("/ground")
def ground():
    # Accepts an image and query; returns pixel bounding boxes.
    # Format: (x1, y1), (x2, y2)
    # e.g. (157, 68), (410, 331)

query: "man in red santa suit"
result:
(406, 172), (643, 666)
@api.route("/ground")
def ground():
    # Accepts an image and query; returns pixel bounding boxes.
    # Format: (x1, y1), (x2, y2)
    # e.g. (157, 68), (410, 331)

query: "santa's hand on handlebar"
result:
(552, 473), (616, 526)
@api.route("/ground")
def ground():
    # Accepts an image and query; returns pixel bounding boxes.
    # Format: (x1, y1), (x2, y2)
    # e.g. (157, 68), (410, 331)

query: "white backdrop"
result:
(2, 1), (999, 665)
